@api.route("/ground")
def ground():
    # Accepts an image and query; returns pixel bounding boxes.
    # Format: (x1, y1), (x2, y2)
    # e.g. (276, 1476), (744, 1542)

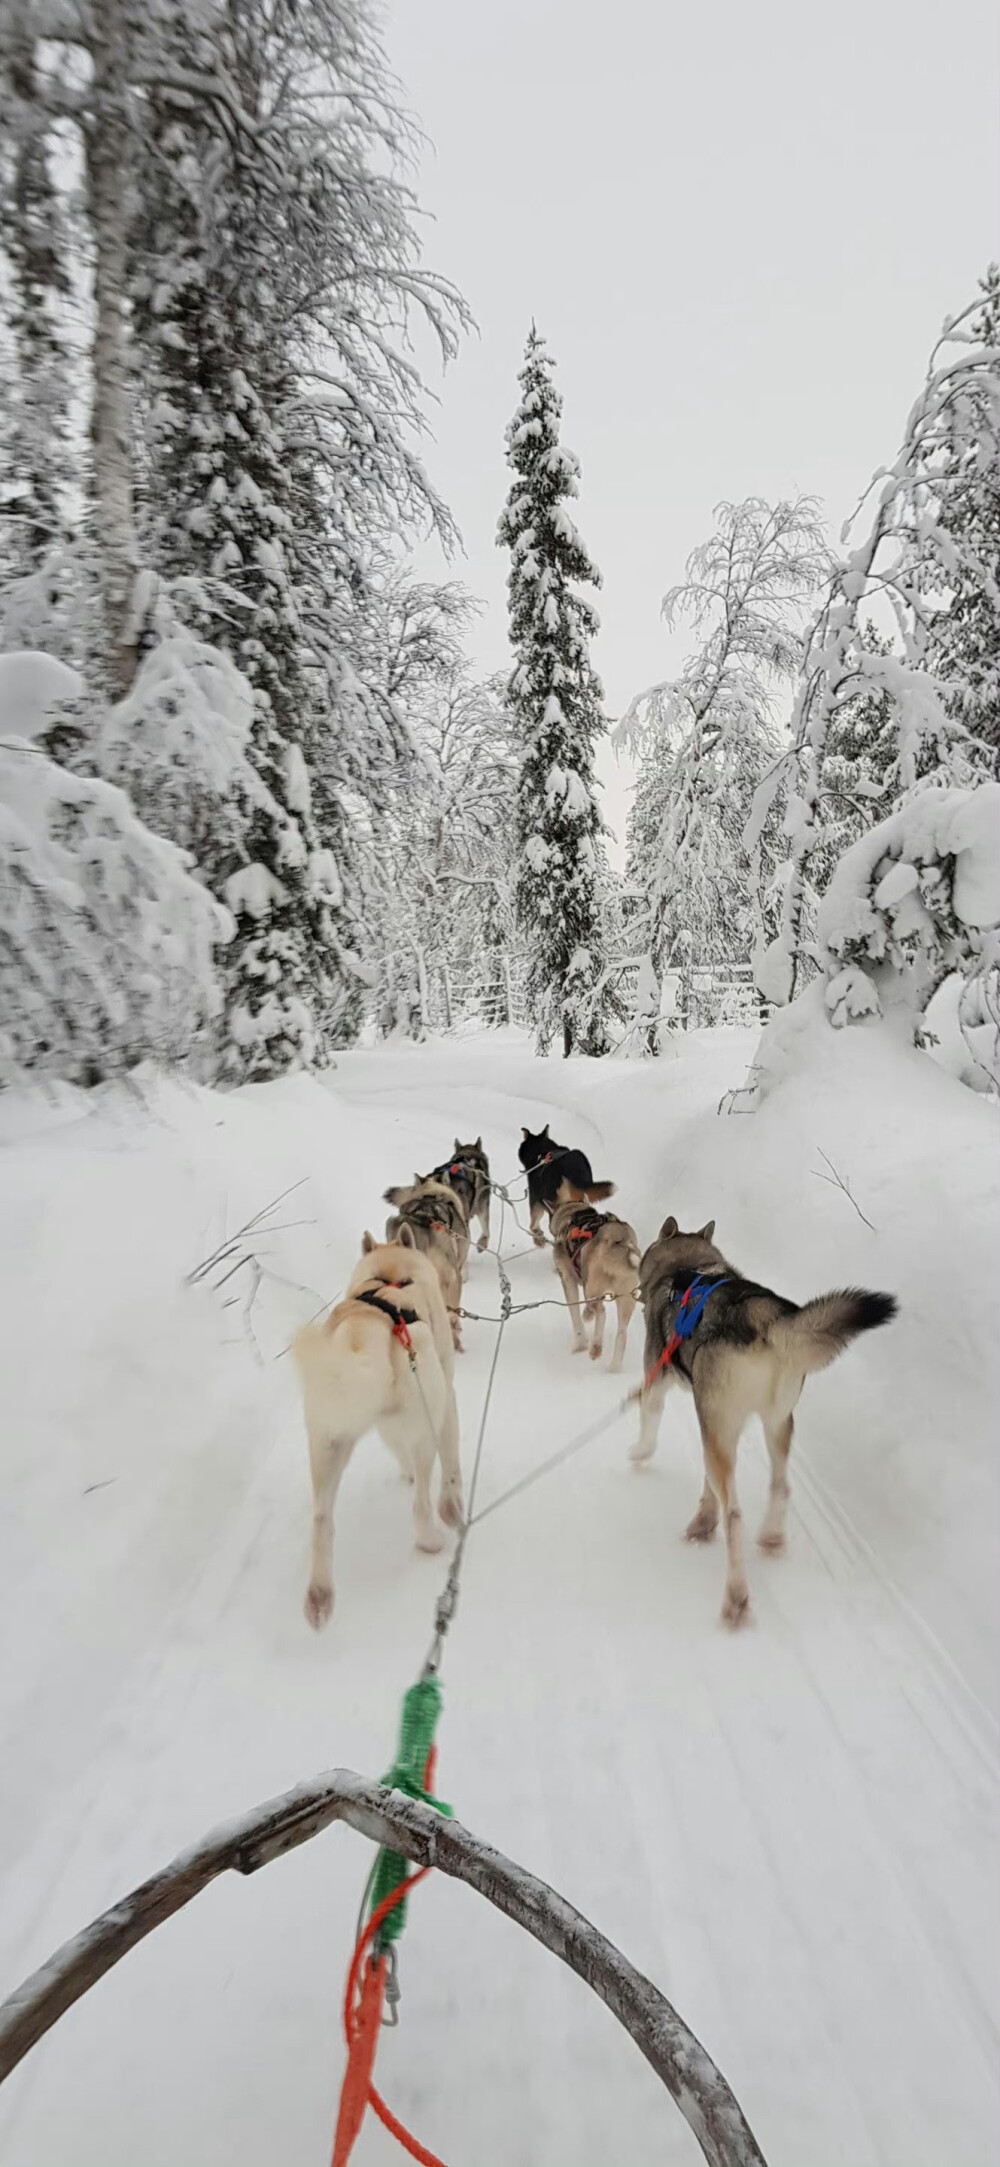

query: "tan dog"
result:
(292, 1229), (463, 1630)
(550, 1185), (641, 1372)
(383, 1176), (470, 1351)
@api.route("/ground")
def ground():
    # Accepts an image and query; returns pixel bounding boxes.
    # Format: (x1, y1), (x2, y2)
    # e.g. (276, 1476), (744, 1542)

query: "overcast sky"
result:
(385, 0), (999, 855)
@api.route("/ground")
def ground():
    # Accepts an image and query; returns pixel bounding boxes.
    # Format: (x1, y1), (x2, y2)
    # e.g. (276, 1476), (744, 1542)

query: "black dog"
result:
(518, 1124), (616, 1247)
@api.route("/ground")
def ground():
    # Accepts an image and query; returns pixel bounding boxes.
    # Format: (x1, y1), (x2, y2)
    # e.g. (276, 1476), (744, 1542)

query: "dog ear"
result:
(541, 1123), (550, 1137)
(454, 1137), (462, 1153)
(698, 1220), (716, 1243)
(362, 1230), (376, 1254)
(399, 1223), (416, 1249)
(475, 1136), (482, 1149)
(521, 1126), (530, 1138)
(659, 1215), (678, 1240)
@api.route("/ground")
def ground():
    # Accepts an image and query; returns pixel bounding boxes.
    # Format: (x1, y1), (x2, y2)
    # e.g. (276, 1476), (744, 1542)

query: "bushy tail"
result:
(584, 1180), (616, 1202)
(776, 1288), (897, 1373)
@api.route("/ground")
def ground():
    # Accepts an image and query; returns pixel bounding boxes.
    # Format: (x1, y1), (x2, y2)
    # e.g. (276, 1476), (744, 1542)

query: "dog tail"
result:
(776, 1288), (897, 1373)
(627, 1246), (641, 1273)
(583, 1180), (616, 1202)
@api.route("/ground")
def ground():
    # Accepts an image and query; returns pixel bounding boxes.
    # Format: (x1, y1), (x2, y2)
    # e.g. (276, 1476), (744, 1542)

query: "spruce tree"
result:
(497, 328), (611, 1056)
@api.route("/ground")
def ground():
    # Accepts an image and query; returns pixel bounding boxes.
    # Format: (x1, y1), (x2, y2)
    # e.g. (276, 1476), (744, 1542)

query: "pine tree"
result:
(497, 328), (611, 1057)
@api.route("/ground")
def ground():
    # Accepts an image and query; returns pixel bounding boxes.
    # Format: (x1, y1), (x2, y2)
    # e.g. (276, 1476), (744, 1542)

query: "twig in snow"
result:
(185, 1181), (309, 1285)
(811, 1148), (877, 1231)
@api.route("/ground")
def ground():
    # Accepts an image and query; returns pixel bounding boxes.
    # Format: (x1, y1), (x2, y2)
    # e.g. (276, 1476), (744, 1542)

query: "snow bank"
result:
(0, 741), (231, 1085)
(0, 649), (84, 741)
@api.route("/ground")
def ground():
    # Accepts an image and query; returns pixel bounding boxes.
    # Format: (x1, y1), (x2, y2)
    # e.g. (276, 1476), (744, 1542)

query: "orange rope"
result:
(332, 1866), (447, 2167)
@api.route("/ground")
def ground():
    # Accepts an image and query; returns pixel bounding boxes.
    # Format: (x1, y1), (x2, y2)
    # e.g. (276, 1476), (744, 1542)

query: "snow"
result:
(0, 1028), (996, 2167)
(223, 863), (289, 920)
(0, 650), (84, 742)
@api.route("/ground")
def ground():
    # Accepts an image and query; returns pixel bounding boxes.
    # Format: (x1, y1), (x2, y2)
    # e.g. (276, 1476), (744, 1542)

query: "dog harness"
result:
(643, 1273), (729, 1390)
(354, 1285), (419, 1354)
(565, 1208), (609, 1278)
(399, 1193), (464, 1237)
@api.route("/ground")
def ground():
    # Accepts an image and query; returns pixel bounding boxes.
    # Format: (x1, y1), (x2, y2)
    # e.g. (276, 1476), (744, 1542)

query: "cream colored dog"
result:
(293, 1228), (463, 1629)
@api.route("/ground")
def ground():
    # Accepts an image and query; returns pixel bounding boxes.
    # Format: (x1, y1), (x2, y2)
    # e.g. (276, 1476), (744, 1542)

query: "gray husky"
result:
(425, 1139), (492, 1254)
(635, 1216), (897, 1627)
(383, 1177), (470, 1352)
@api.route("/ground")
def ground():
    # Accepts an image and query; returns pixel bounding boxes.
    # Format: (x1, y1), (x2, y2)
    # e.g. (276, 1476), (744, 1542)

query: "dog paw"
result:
(721, 1586), (752, 1629)
(685, 1509), (718, 1543)
(532, 1232), (547, 1249)
(415, 1518), (445, 1554)
(629, 1441), (655, 1466)
(607, 1358), (623, 1375)
(438, 1487), (465, 1530)
(588, 1341), (604, 1362)
(757, 1528), (786, 1554)
(477, 1235), (490, 1253)
(304, 1582), (334, 1631)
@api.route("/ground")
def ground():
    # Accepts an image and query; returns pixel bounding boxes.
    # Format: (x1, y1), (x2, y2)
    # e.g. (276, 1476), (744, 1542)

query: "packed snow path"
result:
(0, 1031), (997, 2167)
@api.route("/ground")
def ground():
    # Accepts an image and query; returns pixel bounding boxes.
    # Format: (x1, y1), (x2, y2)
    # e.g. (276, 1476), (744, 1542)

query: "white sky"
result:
(385, 0), (999, 858)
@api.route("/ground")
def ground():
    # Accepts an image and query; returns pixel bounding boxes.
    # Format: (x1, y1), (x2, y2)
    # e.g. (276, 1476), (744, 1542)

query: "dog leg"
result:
(684, 1481), (719, 1543)
(477, 1199), (491, 1254)
(449, 1266), (464, 1353)
(630, 1370), (671, 1464)
(436, 1386), (465, 1530)
(759, 1411), (794, 1552)
(701, 1428), (750, 1628)
(530, 1198), (547, 1249)
(589, 1291), (605, 1362)
(559, 1262), (589, 1353)
(304, 1432), (355, 1630)
(608, 1291), (635, 1375)
(409, 1418), (444, 1553)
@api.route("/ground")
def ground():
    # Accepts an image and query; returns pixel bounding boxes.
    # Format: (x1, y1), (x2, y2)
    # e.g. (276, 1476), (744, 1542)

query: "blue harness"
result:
(673, 1273), (729, 1339)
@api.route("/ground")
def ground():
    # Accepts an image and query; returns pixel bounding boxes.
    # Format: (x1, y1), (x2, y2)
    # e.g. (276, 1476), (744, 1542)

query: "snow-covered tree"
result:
(498, 327), (613, 1057)
(621, 496), (830, 1038)
(123, 0), (469, 1075)
(368, 624), (520, 1032)
(757, 277), (999, 1005)
(0, 11), (72, 581)
(815, 781), (1000, 1091)
(0, 719), (230, 1088)
(925, 267), (1000, 770)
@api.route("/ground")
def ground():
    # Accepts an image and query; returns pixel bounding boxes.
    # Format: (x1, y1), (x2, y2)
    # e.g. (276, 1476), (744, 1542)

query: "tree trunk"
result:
(85, 0), (141, 694)
(562, 1014), (572, 1058)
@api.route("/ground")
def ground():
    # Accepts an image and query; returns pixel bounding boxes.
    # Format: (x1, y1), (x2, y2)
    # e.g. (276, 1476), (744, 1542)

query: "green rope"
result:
(370, 1677), (452, 1944)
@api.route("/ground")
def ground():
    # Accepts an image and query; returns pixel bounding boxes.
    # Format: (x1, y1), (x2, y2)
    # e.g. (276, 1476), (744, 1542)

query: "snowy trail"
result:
(0, 1035), (997, 2167)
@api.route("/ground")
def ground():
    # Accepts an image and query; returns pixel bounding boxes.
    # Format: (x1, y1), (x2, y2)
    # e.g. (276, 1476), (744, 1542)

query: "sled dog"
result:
(550, 1187), (641, 1372)
(635, 1216), (897, 1628)
(425, 1138), (492, 1254)
(383, 1175), (470, 1350)
(292, 1229), (463, 1630)
(518, 1125), (616, 1247)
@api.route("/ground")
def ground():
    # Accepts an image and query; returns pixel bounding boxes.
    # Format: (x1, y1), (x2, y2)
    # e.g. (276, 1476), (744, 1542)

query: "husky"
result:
(383, 1175), (470, 1351)
(550, 1186), (641, 1372)
(292, 1229), (463, 1630)
(518, 1125), (616, 1247)
(634, 1216), (897, 1628)
(425, 1138), (492, 1254)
